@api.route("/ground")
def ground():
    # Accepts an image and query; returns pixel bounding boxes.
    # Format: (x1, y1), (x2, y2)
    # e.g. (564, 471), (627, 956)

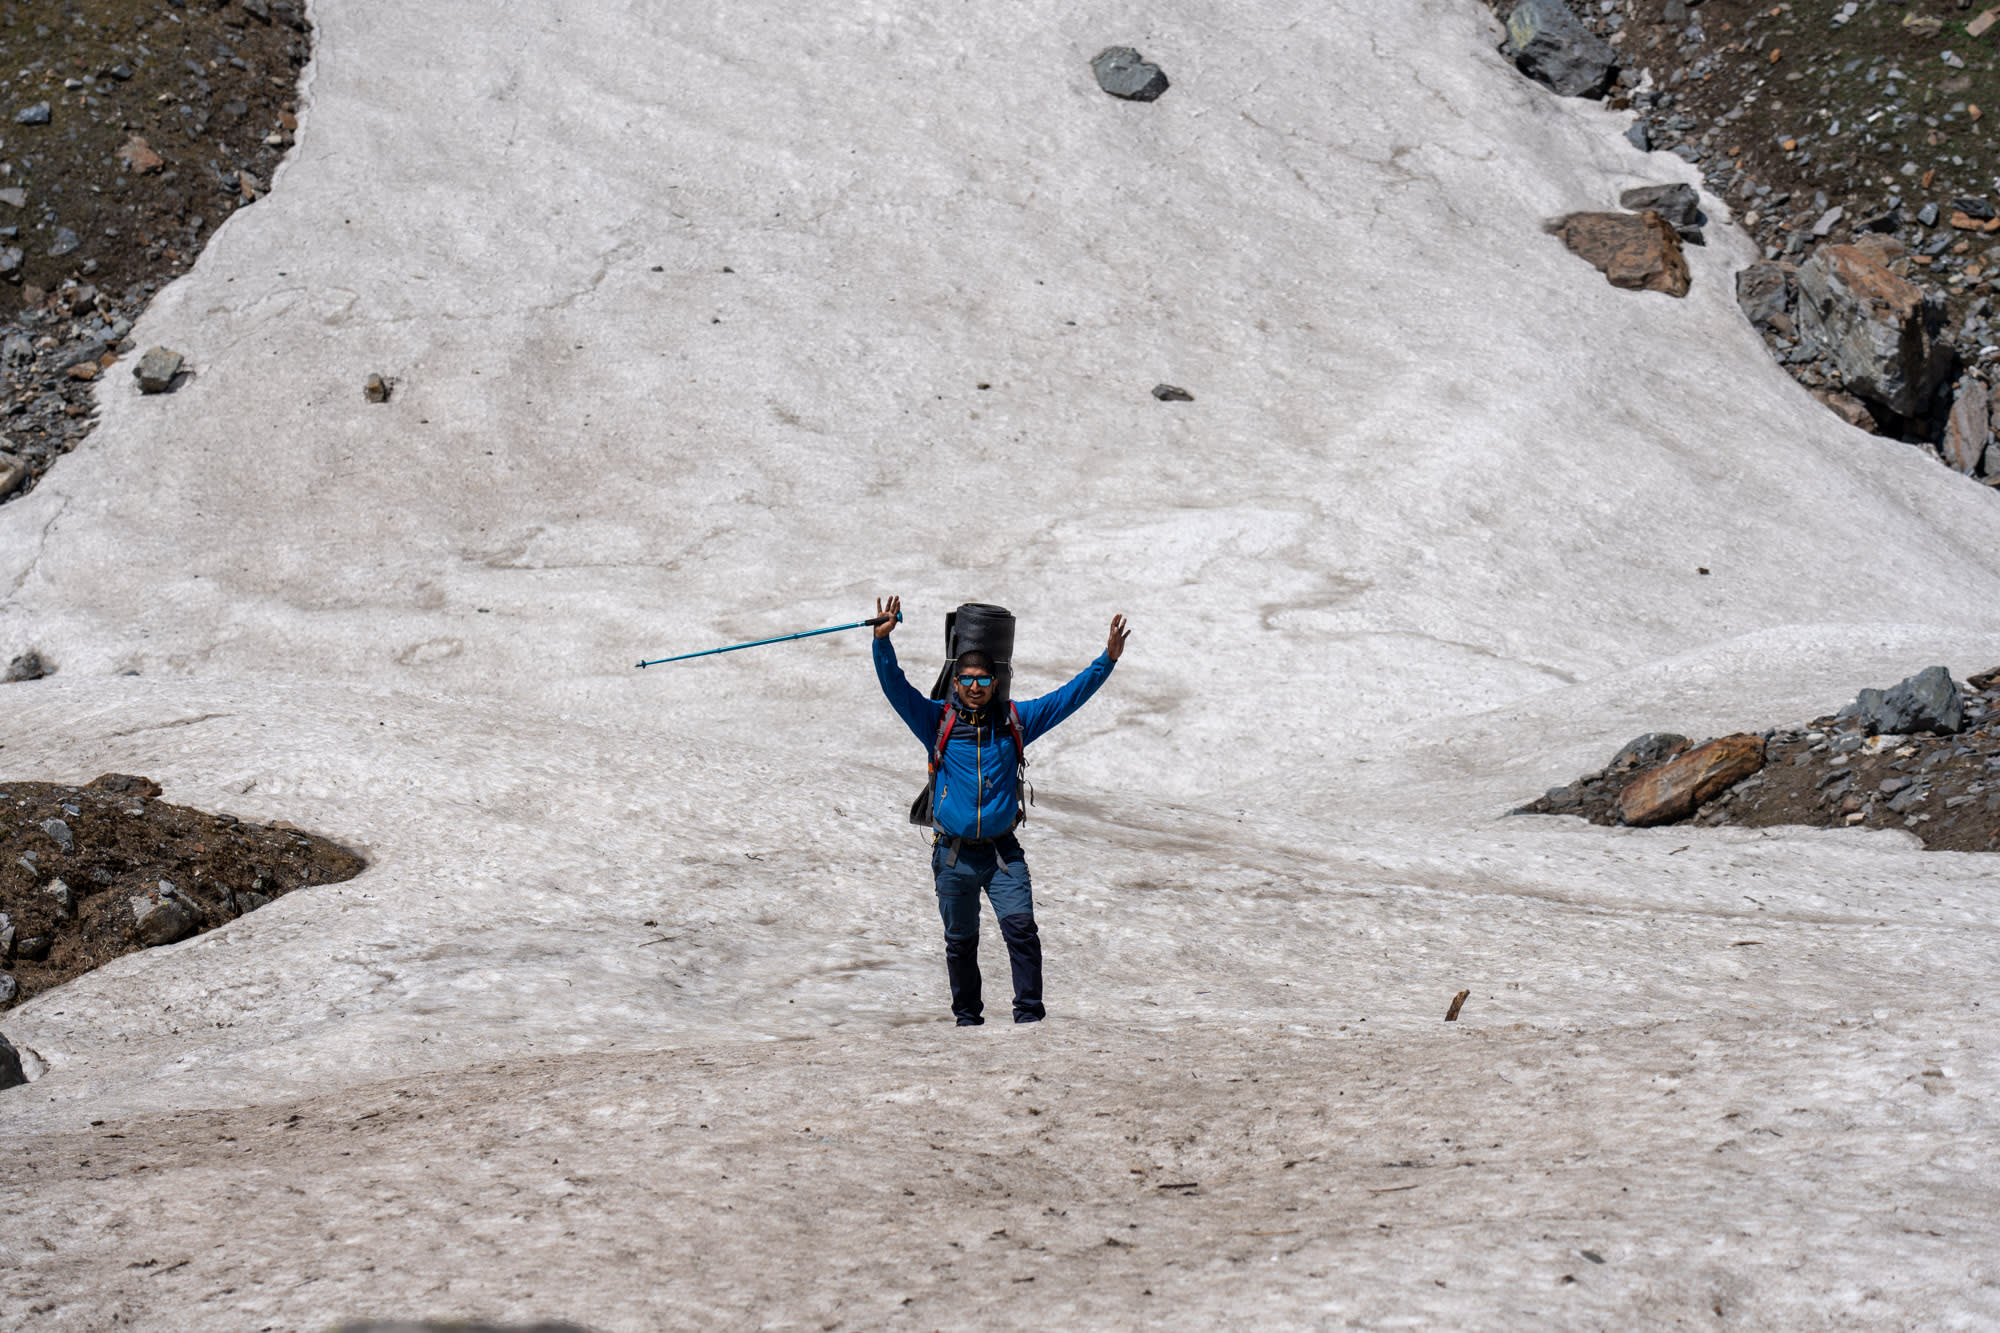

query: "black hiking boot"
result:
(999, 913), (1044, 1023)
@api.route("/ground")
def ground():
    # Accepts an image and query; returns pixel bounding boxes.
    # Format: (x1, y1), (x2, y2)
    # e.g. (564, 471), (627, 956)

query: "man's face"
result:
(954, 663), (996, 710)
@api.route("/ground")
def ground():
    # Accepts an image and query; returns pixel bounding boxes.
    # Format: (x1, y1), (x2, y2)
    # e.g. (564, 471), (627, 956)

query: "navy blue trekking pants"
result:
(931, 834), (1044, 1026)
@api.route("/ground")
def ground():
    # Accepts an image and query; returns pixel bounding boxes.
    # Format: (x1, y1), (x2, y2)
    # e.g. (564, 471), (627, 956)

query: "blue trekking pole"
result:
(636, 611), (901, 669)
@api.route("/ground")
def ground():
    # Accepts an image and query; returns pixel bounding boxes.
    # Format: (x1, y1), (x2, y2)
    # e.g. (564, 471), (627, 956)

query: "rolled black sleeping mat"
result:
(928, 602), (1016, 701)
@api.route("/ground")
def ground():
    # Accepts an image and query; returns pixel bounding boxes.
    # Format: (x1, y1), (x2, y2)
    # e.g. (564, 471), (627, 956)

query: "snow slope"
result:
(4, 1), (2000, 1327)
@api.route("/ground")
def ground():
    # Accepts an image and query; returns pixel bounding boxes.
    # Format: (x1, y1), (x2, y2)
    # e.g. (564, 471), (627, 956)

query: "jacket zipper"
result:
(975, 727), (984, 839)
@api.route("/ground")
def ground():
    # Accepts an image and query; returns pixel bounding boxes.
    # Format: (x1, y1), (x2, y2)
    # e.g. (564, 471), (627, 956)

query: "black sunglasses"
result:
(955, 673), (995, 688)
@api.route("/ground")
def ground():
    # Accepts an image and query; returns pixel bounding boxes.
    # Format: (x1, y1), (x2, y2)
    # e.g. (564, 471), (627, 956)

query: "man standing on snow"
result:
(871, 595), (1130, 1026)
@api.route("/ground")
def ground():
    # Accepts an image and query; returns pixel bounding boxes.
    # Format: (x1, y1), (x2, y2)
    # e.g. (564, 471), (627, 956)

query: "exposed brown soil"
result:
(1520, 674), (2000, 849)
(1, 774), (365, 1011)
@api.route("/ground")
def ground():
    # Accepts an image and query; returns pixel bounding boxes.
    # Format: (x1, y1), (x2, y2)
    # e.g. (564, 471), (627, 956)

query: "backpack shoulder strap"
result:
(1007, 702), (1027, 764)
(929, 705), (957, 775)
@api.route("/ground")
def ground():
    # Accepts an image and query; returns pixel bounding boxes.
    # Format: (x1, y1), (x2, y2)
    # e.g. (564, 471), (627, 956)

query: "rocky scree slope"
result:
(1495, 0), (2000, 483)
(1523, 663), (2000, 848)
(1, 0), (309, 504)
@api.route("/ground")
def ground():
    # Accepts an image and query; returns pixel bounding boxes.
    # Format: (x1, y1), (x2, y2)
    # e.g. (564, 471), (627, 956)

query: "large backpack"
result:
(907, 701), (1031, 830)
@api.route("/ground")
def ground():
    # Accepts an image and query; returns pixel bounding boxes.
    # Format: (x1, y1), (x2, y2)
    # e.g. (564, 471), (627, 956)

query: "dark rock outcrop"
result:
(130, 885), (199, 947)
(1619, 183), (1702, 242)
(1503, 0), (1618, 99)
(1876, 666), (1965, 736)
(0, 1031), (25, 1090)
(1794, 245), (1951, 418)
(1736, 260), (1800, 332)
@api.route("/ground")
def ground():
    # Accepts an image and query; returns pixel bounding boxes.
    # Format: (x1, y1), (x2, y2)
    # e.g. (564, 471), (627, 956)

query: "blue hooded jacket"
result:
(874, 636), (1115, 840)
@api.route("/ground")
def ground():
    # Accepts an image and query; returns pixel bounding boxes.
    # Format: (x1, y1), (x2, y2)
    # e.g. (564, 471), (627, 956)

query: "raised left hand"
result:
(1106, 613), (1131, 661)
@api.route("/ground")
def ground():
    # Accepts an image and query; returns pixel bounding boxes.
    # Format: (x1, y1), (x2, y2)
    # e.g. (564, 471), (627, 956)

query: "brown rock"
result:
(1951, 211), (1982, 231)
(1944, 375), (1991, 473)
(66, 362), (98, 381)
(1810, 387), (1879, 432)
(1616, 734), (1767, 827)
(1851, 234), (1905, 264)
(117, 136), (165, 175)
(1553, 211), (1691, 297)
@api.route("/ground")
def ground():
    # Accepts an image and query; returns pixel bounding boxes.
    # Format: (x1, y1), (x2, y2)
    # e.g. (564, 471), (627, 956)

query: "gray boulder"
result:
(1843, 667), (1965, 735)
(1839, 687), (1887, 729)
(1878, 666), (1964, 735)
(0, 1032), (24, 1090)
(1620, 183), (1702, 239)
(14, 102), (50, 126)
(1607, 732), (1688, 773)
(1943, 374), (1991, 474)
(1795, 245), (1951, 418)
(131, 888), (199, 947)
(1887, 784), (1929, 814)
(51, 339), (106, 372)
(38, 818), (72, 853)
(5, 650), (51, 681)
(135, 346), (184, 394)
(1735, 261), (1794, 332)
(1503, 0), (1618, 99)
(1091, 47), (1169, 102)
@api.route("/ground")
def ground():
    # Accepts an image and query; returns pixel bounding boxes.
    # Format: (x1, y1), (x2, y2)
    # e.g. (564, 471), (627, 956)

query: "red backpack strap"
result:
(1007, 702), (1026, 761)
(929, 706), (957, 775)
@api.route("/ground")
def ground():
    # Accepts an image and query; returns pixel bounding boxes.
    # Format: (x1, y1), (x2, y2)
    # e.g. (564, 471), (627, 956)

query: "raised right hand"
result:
(873, 595), (902, 639)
